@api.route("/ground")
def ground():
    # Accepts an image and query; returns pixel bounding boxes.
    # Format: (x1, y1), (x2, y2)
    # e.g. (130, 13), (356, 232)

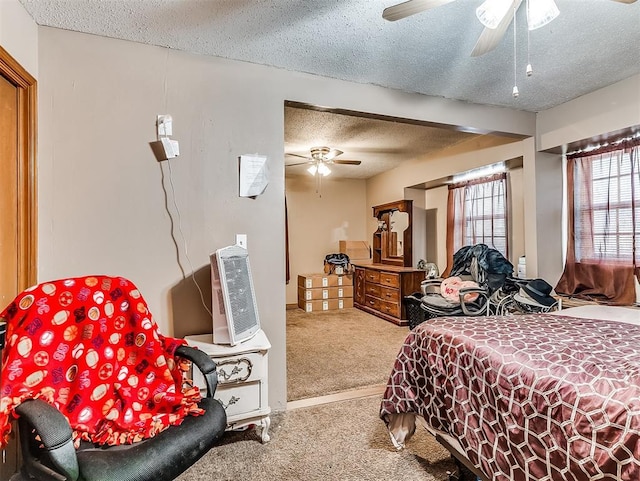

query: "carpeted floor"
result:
(176, 395), (455, 481)
(286, 307), (411, 401)
(175, 308), (458, 481)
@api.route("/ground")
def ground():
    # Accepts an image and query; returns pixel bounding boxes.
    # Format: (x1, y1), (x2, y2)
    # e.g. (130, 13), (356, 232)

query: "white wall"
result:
(0, 0), (38, 77)
(424, 186), (449, 270)
(36, 27), (534, 411)
(533, 75), (640, 284)
(537, 75), (640, 151)
(368, 139), (534, 270)
(285, 175), (368, 304)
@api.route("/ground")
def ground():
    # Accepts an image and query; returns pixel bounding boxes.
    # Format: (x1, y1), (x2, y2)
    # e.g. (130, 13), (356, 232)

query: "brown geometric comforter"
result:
(380, 314), (640, 480)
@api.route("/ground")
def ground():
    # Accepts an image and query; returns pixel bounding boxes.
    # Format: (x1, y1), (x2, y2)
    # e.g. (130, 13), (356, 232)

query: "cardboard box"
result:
(339, 240), (371, 261)
(298, 286), (354, 301)
(298, 297), (354, 312)
(298, 273), (353, 289)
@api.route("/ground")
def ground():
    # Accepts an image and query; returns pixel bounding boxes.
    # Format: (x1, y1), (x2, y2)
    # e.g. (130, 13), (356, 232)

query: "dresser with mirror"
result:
(353, 200), (426, 325)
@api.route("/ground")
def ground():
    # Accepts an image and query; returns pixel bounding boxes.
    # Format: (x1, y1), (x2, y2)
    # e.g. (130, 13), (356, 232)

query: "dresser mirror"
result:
(387, 210), (409, 257)
(372, 199), (413, 267)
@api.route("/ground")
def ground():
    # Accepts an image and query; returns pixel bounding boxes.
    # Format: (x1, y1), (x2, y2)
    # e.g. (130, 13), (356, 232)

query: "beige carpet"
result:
(286, 307), (411, 401)
(176, 395), (455, 481)
(175, 308), (456, 480)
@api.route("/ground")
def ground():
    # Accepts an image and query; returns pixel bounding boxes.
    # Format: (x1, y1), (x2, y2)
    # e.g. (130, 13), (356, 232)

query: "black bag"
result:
(324, 253), (351, 274)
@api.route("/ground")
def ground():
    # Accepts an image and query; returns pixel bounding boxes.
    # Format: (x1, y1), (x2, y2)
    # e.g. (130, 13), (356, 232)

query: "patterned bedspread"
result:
(380, 314), (640, 480)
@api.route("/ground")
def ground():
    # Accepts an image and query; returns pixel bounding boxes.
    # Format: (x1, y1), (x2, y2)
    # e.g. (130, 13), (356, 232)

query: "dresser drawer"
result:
(379, 272), (400, 288)
(377, 299), (400, 318)
(379, 285), (400, 303)
(364, 269), (380, 284)
(365, 282), (381, 297)
(364, 295), (381, 311)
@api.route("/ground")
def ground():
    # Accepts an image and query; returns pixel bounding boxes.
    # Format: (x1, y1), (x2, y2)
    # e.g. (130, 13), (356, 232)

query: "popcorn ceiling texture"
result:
(18, 0), (640, 113)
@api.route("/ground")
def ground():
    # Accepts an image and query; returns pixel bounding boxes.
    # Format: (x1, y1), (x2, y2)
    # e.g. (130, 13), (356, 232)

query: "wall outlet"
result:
(236, 234), (247, 249)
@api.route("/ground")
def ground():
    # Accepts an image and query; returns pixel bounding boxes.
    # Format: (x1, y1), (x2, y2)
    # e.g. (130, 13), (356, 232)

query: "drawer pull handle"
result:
(217, 357), (253, 382)
(221, 395), (240, 410)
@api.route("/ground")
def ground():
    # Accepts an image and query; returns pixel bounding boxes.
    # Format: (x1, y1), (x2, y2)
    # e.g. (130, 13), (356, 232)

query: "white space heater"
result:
(210, 245), (261, 345)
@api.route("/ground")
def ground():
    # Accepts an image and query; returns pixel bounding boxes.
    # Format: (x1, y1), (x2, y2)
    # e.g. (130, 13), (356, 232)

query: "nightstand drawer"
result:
(184, 330), (271, 443)
(215, 352), (266, 385)
(216, 381), (262, 418)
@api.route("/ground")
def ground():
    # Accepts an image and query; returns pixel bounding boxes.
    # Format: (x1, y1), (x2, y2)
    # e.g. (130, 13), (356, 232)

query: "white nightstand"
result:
(185, 329), (271, 443)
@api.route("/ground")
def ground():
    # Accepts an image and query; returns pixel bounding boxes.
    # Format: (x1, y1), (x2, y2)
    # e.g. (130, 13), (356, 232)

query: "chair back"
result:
(0, 275), (204, 450)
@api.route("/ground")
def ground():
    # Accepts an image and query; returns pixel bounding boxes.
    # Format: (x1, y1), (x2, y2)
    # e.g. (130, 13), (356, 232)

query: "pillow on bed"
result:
(441, 276), (480, 303)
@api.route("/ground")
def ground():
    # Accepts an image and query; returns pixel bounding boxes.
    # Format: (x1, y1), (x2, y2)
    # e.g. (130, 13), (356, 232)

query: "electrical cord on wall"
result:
(159, 159), (212, 317)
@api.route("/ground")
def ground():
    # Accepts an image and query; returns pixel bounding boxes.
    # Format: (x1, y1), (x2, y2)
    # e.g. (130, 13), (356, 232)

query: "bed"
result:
(380, 305), (640, 481)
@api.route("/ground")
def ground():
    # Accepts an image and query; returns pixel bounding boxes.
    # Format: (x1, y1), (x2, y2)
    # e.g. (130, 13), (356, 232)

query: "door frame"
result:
(0, 45), (37, 291)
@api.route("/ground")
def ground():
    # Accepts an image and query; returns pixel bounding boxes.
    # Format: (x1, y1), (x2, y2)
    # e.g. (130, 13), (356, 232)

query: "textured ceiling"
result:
(19, 0), (640, 179)
(284, 105), (499, 179)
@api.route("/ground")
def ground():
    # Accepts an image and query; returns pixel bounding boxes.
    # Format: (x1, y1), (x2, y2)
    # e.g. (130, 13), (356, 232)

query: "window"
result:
(555, 137), (640, 304)
(573, 146), (639, 264)
(447, 172), (509, 259)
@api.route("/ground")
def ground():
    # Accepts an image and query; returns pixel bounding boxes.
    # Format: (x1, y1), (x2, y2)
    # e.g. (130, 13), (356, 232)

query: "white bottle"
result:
(517, 256), (526, 279)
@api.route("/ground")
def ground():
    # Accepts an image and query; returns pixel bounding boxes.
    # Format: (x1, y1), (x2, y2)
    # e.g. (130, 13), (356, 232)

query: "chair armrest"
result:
(15, 399), (80, 481)
(175, 344), (219, 397)
(421, 278), (444, 294)
(458, 286), (490, 316)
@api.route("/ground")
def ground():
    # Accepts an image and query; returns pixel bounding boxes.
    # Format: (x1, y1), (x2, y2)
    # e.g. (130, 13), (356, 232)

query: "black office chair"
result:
(11, 344), (226, 481)
(0, 276), (227, 481)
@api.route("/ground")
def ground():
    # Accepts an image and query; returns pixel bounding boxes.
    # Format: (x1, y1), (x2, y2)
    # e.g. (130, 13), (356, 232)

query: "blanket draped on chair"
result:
(0, 275), (203, 448)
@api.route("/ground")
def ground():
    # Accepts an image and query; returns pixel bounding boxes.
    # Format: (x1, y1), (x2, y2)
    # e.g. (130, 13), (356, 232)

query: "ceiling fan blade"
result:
(285, 152), (312, 160)
(382, 0), (456, 21)
(325, 148), (343, 160)
(471, 0), (522, 57)
(610, 0), (636, 3)
(286, 161), (313, 167)
(332, 160), (362, 165)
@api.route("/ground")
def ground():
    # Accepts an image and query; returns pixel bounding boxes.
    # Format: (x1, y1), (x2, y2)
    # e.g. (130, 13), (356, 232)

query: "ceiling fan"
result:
(286, 146), (362, 177)
(383, 0), (636, 57)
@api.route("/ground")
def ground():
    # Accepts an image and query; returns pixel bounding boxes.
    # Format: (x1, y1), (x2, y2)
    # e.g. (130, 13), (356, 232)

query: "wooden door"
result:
(0, 73), (19, 307)
(0, 45), (37, 479)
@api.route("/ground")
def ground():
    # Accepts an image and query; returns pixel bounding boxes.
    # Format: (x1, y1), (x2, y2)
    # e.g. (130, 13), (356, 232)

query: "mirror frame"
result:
(372, 199), (413, 267)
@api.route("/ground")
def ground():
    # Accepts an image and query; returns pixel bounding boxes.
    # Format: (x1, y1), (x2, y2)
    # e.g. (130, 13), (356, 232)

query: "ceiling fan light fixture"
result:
(476, 0), (512, 29)
(527, 0), (559, 30)
(317, 163), (331, 176)
(307, 163), (331, 177)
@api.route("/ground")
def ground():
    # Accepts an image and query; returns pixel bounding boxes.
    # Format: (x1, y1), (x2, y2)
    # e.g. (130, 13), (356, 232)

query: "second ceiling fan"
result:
(383, 0), (636, 57)
(286, 146), (362, 177)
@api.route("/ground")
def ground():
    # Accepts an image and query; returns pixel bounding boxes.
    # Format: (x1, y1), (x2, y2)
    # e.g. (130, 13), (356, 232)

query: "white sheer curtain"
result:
(445, 172), (508, 275)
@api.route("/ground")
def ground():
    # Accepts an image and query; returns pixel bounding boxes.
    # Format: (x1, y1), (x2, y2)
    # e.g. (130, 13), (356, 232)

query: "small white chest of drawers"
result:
(185, 329), (271, 443)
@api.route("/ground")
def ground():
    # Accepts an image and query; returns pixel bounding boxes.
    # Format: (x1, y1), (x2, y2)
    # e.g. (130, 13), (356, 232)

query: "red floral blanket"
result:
(0, 275), (203, 447)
